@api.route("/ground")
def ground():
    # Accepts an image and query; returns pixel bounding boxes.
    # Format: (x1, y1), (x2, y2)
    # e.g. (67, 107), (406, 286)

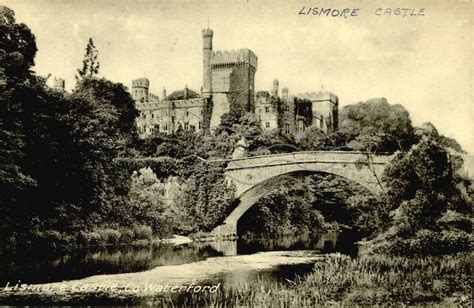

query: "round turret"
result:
(131, 78), (150, 102)
(202, 28), (214, 96)
(132, 78), (150, 88)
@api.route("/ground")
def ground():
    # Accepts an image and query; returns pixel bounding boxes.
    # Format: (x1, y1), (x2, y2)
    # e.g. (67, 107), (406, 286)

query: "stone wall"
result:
(210, 151), (391, 236)
(224, 151), (390, 198)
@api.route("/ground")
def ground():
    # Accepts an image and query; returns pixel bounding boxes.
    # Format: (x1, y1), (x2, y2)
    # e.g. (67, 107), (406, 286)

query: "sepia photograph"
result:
(0, 0), (472, 306)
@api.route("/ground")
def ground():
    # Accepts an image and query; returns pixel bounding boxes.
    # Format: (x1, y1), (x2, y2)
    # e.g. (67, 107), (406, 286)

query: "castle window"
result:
(198, 122), (202, 129)
(184, 122), (189, 130)
(265, 106), (270, 113)
(284, 123), (290, 134)
(186, 110), (189, 117)
(284, 104), (290, 112)
(297, 121), (304, 133)
(156, 124), (160, 132)
(265, 122), (270, 128)
(163, 124), (168, 131)
(152, 113), (154, 119)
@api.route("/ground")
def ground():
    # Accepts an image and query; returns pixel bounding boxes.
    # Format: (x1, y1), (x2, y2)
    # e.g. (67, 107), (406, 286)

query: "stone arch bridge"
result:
(210, 151), (392, 237)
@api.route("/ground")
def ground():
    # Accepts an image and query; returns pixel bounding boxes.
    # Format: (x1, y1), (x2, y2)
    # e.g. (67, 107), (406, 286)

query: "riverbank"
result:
(1, 252), (469, 306)
(0, 250), (327, 305)
(164, 234), (193, 246)
(150, 252), (472, 306)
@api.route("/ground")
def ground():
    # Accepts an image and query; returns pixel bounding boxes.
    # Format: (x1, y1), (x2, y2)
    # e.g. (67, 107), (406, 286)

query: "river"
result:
(0, 231), (360, 304)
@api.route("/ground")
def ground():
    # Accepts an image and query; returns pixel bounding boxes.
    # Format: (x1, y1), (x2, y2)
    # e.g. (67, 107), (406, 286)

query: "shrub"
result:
(120, 228), (135, 243)
(133, 225), (153, 240)
(79, 231), (102, 246)
(96, 228), (122, 245)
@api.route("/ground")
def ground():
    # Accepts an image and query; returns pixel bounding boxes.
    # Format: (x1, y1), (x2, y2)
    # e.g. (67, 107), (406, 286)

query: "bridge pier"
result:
(211, 223), (237, 238)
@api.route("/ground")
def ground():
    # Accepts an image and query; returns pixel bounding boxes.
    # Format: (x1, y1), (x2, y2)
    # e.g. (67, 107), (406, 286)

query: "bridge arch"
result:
(211, 151), (391, 237)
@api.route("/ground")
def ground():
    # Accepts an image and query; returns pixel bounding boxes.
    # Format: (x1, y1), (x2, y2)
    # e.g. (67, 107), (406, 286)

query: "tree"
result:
(68, 78), (139, 222)
(372, 134), (471, 256)
(0, 5), (39, 240)
(297, 126), (326, 151)
(128, 167), (174, 237)
(0, 5), (37, 83)
(166, 88), (199, 100)
(340, 98), (416, 153)
(75, 38), (100, 82)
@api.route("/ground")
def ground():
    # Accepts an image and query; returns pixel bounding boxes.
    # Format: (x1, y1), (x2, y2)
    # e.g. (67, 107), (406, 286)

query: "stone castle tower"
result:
(131, 78), (150, 102)
(202, 28), (258, 129)
(131, 27), (339, 138)
(52, 77), (65, 92)
(202, 28), (213, 97)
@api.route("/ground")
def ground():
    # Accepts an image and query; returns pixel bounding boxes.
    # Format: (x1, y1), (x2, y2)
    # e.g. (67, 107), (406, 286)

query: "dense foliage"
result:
(0, 7), (149, 247)
(166, 88), (199, 100)
(371, 129), (472, 256)
(239, 174), (379, 237)
(0, 5), (471, 260)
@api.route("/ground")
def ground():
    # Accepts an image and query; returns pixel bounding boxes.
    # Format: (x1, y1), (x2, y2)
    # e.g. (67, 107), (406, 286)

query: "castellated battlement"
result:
(149, 92), (160, 101)
(172, 98), (205, 108)
(211, 49), (258, 69)
(202, 28), (214, 37)
(297, 91), (338, 103)
(136, 98), (205, 112)
(132, 78), (150, 88)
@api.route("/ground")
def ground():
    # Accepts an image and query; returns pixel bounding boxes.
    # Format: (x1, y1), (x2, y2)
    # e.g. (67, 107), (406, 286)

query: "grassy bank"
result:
(0, 253), (470, 306)
(151, 253), (471, 306)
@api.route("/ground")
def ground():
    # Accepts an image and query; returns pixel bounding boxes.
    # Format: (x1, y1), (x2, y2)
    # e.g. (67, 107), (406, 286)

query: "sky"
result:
(3, 0), (473, 152)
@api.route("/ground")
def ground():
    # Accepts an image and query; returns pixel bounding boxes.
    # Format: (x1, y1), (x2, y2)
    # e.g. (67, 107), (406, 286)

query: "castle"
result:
(132, 28), (338, 138)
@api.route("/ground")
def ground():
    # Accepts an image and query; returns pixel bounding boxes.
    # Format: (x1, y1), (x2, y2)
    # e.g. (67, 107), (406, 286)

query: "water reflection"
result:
(0, 243), (221, 285)
(0, 231), (358, 285)
(194, 231), (358, 257)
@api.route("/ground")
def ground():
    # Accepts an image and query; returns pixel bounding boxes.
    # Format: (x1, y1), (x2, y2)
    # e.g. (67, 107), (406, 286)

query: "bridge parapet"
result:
(225, 151), (390, 170)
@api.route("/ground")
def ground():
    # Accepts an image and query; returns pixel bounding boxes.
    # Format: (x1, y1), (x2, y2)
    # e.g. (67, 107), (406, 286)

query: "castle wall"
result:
(255, 93), (279, 131)
(135, 97), (206, 138)
(297, 92), (339, 134)
(207, 48), (257, 127)
(228, 65), (255, 112)
(208, 64), (256, 128)
(173, 99), (205, 132)
(209, 93), (230, 129)
(211, 67), (234, 93)
(279, 97), (296, 134)
(132, 28), (340, 139)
